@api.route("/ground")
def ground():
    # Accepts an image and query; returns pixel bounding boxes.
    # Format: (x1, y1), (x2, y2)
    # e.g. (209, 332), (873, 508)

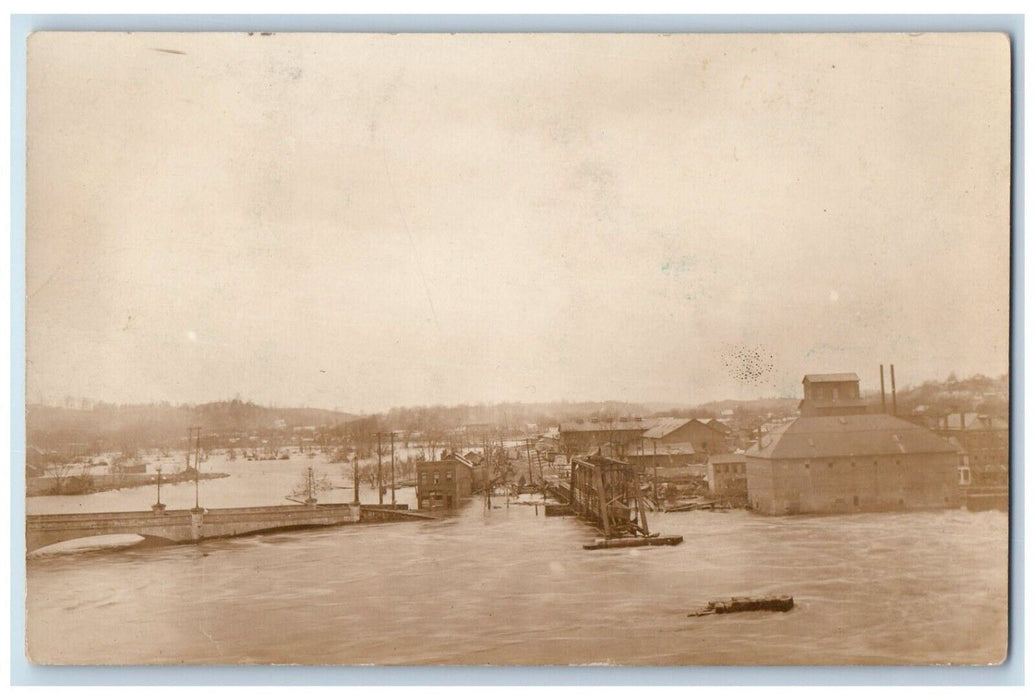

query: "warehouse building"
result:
(746, 372), (961, 515)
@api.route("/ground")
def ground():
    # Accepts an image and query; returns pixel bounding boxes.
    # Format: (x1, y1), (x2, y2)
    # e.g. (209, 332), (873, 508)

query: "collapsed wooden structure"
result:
(569, 454), (682, 548)
(570, 455), (649, 537)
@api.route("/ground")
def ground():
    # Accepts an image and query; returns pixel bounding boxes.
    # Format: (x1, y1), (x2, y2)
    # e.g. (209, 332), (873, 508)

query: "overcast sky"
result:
(26, 32), (1011, 412)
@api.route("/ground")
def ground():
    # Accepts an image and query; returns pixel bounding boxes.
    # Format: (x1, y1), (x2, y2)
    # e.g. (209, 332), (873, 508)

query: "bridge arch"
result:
(26, 511), (196, 554)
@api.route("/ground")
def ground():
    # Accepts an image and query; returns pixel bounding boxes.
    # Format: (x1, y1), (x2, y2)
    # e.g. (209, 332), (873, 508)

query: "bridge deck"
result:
(26, 503), (364, 553)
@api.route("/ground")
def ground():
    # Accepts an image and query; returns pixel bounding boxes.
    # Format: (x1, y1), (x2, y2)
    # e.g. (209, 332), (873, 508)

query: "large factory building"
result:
(746, 371), (961, 515)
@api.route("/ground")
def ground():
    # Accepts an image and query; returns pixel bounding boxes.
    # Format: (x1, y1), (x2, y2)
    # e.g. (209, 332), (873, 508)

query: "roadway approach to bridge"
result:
(26, 503), (434, 553)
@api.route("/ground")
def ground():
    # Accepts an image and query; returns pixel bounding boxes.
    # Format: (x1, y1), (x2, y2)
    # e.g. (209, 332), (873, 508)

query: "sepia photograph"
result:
(23, 30), (1011, 666)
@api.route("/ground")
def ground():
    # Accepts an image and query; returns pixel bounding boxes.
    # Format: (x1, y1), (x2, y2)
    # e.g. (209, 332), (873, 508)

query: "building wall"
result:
(559, 427), (646, 456)
(416, 460), (472, 509)
(804, 380), (860, 401)
(938, 428), (1008, 471)
(746, 452), (960, 515)
(707, 460), (747, 496)
(626, 452), (697, 469)
(656, 421), (728, 455)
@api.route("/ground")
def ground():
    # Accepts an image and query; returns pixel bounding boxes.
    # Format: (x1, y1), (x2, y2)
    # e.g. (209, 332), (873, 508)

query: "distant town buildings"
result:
(558, 415), (735, 463)
(558, 418), (648, 458)
(935, 412), (1009, 488)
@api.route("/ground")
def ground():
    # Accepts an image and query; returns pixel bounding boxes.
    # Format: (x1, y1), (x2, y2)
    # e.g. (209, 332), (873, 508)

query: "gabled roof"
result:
(642, 417), (692, 439)
(706, 418), (732, 434)
(418, 453), (475, 470)
(559, 421), (647, 434)
(803, 373), (860, 383)
(746, 413), (956, 460)
(642, 417), (728, 440)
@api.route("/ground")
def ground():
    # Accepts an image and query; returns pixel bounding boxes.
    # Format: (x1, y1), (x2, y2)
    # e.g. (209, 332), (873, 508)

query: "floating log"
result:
(583, 534), (683, 550)
(688, 595), (794, 617)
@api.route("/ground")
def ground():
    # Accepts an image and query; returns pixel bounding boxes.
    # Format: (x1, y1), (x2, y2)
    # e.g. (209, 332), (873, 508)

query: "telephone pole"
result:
(377, 431), (384, 505)
(483, 431), (491, 508)
(188, 426), (202, 512)
(352, 456), (360, 505)
(390, 431), (396, 506)
(652, 438), (659, 505)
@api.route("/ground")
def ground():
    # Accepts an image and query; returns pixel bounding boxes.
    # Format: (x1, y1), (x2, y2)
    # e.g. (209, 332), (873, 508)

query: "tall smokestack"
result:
(890, 364), (898, 416)
(880, 364), (887, 413)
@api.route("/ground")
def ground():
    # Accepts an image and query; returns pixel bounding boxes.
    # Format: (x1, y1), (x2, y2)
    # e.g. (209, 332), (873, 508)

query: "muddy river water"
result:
(25, 454), (1008, 665)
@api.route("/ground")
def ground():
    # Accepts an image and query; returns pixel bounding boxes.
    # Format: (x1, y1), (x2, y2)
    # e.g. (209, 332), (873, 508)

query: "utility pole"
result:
(305, 466), (316, 505)
(188, 426), (202, 512)
(352, 455), (360, 505)
(390, 431), (396, 506)
(525, 437), (534, 484)
(377, 431), (384, 505)
(890, 363), (898, 416)
(483, 431), (491, 509)
(880, 364), (887, 413)
(652, 438), (659, 505)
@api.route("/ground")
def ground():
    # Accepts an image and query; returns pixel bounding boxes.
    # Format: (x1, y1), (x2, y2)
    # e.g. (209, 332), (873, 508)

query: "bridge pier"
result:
(190, 509), (204, 542)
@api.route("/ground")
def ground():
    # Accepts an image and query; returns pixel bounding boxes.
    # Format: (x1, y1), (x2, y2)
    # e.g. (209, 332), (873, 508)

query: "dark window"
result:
(446, 470), (453, 482)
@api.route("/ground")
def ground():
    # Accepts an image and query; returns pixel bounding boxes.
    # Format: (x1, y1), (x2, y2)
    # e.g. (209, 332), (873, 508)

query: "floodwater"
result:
(26, 454), (1009, 665)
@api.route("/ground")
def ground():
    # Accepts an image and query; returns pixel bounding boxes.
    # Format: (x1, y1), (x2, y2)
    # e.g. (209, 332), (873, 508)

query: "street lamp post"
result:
(152, 467), (166, 513)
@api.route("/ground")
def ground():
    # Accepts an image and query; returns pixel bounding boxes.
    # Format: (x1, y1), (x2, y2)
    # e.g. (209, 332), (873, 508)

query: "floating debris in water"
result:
(688, 595), (794, 617)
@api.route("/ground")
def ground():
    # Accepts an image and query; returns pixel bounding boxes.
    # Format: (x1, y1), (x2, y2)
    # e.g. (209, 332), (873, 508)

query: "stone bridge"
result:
(26, 503), (368, 553)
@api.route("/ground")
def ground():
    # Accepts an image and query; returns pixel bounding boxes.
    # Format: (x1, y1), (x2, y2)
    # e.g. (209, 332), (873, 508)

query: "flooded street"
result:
(26, 455), (1008, 666)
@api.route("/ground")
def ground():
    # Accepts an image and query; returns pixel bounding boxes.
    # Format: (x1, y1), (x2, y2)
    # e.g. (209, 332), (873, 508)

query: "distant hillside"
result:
(26, 399), (358, 451)
(884, 373), (1009, 418)
(694, 397), (801, 415)
(381, 400), (654, 432)
(26, 373), (1007, 453)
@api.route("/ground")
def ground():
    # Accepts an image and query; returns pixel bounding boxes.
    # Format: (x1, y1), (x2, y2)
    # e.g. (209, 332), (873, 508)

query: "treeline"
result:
(26, 372), (1008, 455)
(27, 399), (357, 452)
(379, 400), (657, 433)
